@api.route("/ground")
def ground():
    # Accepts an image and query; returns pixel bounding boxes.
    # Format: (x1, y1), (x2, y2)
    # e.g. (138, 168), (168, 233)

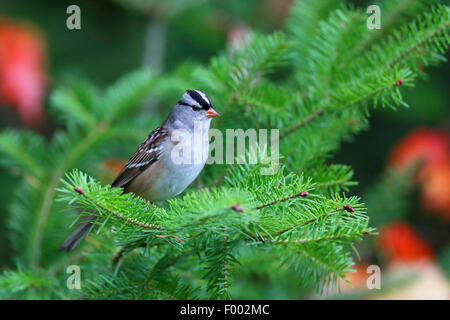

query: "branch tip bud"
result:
(74, 186), (84, 195)
(231, 204), (244, 212)
(343, 204), (354, 212)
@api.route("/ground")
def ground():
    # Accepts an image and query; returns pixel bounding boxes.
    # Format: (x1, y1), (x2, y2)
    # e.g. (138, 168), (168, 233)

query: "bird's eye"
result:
(192, 105), (200, 111)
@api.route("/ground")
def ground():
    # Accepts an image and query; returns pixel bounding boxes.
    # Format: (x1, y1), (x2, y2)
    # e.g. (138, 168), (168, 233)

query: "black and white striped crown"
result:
(178, 89), (212, 110)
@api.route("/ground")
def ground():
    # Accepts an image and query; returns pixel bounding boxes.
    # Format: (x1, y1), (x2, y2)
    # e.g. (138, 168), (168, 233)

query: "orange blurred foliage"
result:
(420, 162), (450, 220)
(340, 263), (370, 291)
(103, 159), (126, 177)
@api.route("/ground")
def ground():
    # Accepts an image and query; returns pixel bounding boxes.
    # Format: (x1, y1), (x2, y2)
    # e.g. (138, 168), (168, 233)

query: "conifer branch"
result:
(343, 0), (423, 67)
(90, 284), (178, 300)
(279, 109), (325, 140)
(269, 229), (374, 244)
(254, 190), (310, 209)
(74, 187), (161, 230)
(280, 78), (404, 140)
(314, 179), (350, 189)
(31, 126), (111, 267)
(289, 246), (346, 280)
(273, 209), (342, 237)
(388, 19), (450, 68)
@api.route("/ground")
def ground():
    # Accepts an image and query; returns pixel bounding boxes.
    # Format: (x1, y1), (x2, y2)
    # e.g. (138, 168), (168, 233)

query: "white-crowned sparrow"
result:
(61, 89), (219, 251)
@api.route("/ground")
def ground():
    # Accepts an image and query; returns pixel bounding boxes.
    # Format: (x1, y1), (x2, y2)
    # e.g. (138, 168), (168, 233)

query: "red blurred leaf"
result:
(388, 129), (450, 171)
(378, 222), (434, 263)
(388, 128), (450, 219)
(0, 19), (48, 126)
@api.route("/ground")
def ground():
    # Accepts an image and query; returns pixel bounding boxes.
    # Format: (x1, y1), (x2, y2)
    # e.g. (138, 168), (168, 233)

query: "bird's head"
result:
(169, 90), (219, 128)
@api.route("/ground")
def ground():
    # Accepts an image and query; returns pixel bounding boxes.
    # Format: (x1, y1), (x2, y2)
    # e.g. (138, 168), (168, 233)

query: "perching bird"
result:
(60, 89), (219, 251)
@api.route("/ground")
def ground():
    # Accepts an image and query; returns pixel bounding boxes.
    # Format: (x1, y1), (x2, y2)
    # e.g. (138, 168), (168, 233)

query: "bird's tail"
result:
(60, 217), (95, 251)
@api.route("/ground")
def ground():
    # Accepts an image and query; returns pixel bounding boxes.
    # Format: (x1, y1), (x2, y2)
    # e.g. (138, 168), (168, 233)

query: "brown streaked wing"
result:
(111, 126), (168, 189)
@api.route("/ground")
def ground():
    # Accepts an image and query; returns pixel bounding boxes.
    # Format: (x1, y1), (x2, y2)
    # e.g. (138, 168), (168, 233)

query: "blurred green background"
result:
(0, 0), (449, 299)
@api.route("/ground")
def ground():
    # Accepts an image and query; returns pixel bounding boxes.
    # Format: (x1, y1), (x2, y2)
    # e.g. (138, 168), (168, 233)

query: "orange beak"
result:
(205, 107), (219, 118)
